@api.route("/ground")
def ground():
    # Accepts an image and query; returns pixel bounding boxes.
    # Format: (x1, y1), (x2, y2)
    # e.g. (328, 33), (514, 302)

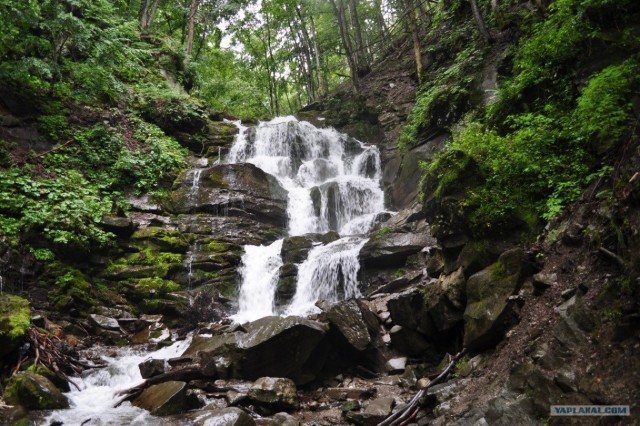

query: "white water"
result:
(285, 237), (368, 316)
(231, 239), (284, 323)
(44, 338), (192, 426)
(229, 117), (387, 320)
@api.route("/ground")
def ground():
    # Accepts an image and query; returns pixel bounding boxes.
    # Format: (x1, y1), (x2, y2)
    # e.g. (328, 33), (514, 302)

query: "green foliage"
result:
(399, 35), (485, 150)
(194, 48), (270, 118)
(0, 168), (114, 246)
(573, 58), (639, 142)
(421, 0), (639, 234)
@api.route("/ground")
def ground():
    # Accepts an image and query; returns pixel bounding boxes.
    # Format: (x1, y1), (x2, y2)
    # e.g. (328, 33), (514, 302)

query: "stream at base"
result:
(43, 338), (191, 426)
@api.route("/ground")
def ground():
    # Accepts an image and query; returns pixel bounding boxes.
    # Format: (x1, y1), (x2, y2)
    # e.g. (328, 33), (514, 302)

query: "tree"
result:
(139, 0), (161, 30)
(186, 0), (199, 55)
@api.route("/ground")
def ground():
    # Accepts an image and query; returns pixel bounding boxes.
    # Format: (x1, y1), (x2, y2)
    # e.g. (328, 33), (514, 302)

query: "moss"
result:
(3, 372), (69, 409)
(203, 240), (230, 253)
(27, 365), (70, 392)
(49, 268), (98, 310)
(133, 277), (181, 297)
(371, 226), (393, 241)
(0, 294), (30, 358)
(131, 227), (190, 252)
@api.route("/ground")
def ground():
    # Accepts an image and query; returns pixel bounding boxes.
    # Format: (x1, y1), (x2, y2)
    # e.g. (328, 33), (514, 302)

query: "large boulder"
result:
(359, 229), (436, 269)
(168, 164), (288, 227)
(247, 377), (299, 410)
(3, 372), (69, 410)
(184, 316), (328, 384)
(132, 381), (202, 416)
(463, 248), (525, 350)
(325, 299), (379, 351)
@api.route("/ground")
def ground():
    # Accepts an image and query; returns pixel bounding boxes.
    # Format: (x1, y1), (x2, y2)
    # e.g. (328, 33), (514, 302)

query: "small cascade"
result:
(188, 168), (203, 201)
(44, 337), (192, 426)
(0, 275), (3, 295)
(185, 243), (199, 291)
(227, 117), (389, 321)
(286, 237), (368, 317)
(231, 239), (284, 323)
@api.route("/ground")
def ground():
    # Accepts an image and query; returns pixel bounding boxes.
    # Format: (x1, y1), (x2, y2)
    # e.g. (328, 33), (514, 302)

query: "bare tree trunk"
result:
(404, 0), (423, 83)
(469, 0), (492, 42)
(309, 15), (327, 96)
(348, 0), (369, 76)
(293, 7), (317, 101)
(329, 0), (359, 92)
(186, 0), (199, 56)
(140, 0), (160, 30)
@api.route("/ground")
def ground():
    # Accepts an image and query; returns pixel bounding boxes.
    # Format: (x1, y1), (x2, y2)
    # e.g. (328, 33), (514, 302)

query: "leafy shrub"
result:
(0, 168), (114, 246)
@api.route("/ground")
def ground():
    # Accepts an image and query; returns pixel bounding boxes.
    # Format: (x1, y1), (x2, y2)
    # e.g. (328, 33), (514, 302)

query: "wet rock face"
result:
(3, 372), (69, 410)
(168, 163), (288, 227)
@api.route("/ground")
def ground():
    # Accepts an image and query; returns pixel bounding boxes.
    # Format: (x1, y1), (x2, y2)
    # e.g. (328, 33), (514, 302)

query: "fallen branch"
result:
(598, 246), (626, 269)
(377, 349), (467, 426)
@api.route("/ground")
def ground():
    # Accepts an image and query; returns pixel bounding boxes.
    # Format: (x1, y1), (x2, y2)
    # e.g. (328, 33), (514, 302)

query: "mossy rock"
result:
(119, 277), (181, 302)
(0, 294), (30, 359)
(3, 372), (69, 410)
(131, 227), (190, 253)
(463, 249), (524, 350)
(48, 267), (103, 311)
(27, 365), (70, 392)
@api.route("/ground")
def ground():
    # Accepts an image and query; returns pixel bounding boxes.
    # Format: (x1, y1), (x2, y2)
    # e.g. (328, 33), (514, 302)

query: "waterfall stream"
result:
(43, 338), (192, 426)
(228, 116), (387, 321)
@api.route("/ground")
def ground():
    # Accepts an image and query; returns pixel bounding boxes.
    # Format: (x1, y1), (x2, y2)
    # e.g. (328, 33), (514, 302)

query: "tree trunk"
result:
(404, 0), (423, 83)
(329, 0), (359, 92)
(469, 0), (492, 42)
(186, 0), (199, 56)
(348, 0), (369, 76)
(140, 0), (160, 30)
(309, 15), (327, 96)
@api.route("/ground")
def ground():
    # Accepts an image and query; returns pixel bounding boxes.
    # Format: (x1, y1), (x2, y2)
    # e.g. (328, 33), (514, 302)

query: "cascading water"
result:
(229, 116), (387, 321)
(44, 337), (192, 426)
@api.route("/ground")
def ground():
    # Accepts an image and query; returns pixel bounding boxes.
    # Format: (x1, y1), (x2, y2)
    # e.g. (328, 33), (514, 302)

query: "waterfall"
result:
(285, 237), (368, 316)
(228, 116), (387, 320)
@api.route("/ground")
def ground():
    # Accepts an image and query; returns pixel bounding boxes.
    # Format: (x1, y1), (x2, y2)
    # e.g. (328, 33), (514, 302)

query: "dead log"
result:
(377, 349), (467, 426)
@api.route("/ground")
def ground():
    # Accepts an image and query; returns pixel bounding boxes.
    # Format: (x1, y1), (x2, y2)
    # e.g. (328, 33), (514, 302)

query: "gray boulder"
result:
(345, 397), (395, 426)
(132, 381), (202, 416)
(463, 249), (524, 350)
(325, 299), (379, 351)
(247, 377), (299, 410)
(183, 316), (328, 384)
(359, 229), (436, 269)
(184, 407), (256, 426)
